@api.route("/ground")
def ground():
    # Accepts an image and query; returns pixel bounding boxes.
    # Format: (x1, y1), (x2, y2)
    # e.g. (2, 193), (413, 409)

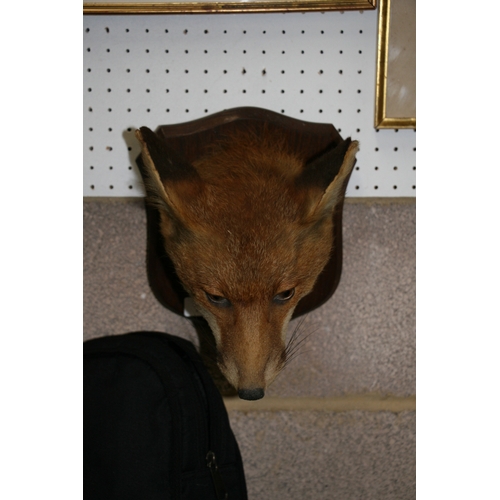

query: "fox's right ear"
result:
(135, 127), (202, 231)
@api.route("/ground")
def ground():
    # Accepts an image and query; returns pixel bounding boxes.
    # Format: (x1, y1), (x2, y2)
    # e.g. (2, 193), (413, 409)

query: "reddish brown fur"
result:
(136, 126), (358, 398)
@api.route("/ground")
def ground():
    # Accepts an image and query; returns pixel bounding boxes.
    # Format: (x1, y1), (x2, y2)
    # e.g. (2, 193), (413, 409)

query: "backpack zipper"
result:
(206, 451), (228, 500)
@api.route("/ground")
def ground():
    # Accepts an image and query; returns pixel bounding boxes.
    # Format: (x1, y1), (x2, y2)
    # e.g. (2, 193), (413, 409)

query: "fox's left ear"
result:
(298, 138), (359, 219)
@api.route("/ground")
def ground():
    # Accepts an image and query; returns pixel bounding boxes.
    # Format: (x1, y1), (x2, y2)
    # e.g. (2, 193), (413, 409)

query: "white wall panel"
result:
(83, 11), (416, 197)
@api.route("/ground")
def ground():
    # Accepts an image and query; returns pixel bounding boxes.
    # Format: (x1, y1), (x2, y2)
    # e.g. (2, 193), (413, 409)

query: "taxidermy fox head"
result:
(136, 126), (358, 400)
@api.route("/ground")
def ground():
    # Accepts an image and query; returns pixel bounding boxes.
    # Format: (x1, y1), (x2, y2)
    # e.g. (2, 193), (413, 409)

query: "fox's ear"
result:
(135, 127), (202, 231)
(298, 138), (359, 219)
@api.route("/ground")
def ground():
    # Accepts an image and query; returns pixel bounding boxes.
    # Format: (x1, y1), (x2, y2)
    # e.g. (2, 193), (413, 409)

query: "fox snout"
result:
(200, 301), (291, 400)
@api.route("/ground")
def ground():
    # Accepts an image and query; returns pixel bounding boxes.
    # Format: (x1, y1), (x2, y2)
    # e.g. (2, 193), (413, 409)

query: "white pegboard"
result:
(83, 12), (416, 197)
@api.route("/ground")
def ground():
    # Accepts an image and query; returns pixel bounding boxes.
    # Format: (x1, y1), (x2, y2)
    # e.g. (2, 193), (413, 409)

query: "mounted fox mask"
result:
(136, 125), (358, 400)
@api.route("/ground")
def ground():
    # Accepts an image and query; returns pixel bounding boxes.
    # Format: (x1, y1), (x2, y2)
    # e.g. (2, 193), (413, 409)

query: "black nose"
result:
(238, 388), (265, 401)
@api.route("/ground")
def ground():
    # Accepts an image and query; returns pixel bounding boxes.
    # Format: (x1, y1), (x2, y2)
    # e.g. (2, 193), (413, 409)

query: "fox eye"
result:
(273, 288), (295, 304)
(205, 292), (231, 308)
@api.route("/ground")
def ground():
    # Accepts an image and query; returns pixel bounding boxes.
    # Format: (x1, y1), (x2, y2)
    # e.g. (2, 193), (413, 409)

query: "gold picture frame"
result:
(374, 0), (415, 129)
(83, 0), (376, 15)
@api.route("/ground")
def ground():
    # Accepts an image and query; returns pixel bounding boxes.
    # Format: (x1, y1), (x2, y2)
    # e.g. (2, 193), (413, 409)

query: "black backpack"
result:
(83, 331), (248, 500)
